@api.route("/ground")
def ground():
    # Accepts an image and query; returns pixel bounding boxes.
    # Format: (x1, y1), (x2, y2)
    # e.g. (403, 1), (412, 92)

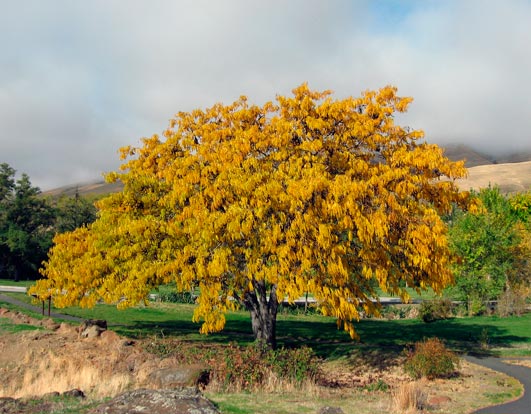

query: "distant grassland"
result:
(458, 160), (531, 194)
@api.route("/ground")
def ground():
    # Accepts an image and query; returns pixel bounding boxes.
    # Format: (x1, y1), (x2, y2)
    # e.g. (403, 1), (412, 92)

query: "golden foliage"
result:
(30, 84), (470, 339)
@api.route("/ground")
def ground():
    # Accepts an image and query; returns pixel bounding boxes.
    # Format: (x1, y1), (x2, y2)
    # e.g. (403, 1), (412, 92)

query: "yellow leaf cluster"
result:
(30, 84), (471, 339)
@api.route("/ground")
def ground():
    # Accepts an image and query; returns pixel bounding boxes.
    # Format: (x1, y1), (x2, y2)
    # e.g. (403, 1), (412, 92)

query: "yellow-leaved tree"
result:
(30, 84), (471, 348)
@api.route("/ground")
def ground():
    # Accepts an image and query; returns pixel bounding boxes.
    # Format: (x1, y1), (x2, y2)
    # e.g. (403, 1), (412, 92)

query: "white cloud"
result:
(1, 0), (530, 189)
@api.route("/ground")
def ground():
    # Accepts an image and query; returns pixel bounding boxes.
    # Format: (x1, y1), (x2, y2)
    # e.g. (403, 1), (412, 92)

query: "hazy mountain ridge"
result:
(42, 144), (531, 197)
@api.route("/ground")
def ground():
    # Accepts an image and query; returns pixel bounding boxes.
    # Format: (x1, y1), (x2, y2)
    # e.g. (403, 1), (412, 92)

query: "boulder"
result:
(79, 319), (107, 339)
(62, 389), (85, 398)
(148, 365), (210, 389)
(89, 388), (219, 414)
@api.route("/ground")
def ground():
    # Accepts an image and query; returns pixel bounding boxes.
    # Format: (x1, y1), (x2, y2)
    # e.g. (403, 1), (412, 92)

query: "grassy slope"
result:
(0, 317), (41, 334)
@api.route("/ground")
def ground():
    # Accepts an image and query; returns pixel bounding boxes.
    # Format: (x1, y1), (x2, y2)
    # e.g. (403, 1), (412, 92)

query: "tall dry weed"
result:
(3, 349), (132, 399)
(390, 380), (427, 414)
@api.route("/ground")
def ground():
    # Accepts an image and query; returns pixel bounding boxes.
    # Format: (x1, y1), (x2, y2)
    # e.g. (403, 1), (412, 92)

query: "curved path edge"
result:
(464, 354), (530, 414)
(0, 293), (83, 322)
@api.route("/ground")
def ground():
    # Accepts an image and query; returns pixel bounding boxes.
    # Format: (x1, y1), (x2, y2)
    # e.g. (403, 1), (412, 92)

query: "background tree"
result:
(509, 191), (531, 225)
(31, 85), (471, 348)
(53, 190), (98, 233)
(0, 164), (55, 280)
(448, 187), (531, 314)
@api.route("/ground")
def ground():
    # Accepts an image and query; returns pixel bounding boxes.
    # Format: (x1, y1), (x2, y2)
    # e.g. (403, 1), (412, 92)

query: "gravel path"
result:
(465, 354), (531, 414)
(0, 293), (83, 322)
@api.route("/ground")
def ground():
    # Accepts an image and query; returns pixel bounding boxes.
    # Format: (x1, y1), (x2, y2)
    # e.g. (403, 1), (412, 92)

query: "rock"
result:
(89, 388), (219, 414)
(149, 365), (210, 389)
(80, 325), (104, 339)
(62, 389), (85, 398)
(80, 319), (108, 330)
(79, 319), (107, 339)
(318, 407), (345, 414)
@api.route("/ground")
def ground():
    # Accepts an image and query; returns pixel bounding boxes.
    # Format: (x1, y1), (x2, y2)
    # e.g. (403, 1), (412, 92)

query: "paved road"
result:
(0, 285), (27, 293)
(0, 292), (83, 322)
(465, 354), (531, 414)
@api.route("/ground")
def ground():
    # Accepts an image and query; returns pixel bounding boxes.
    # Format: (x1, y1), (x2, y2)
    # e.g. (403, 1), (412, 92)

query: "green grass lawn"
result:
(1, 290), (529, 356)
(0, 278), (36, 288)
(0, 316), (41, 334)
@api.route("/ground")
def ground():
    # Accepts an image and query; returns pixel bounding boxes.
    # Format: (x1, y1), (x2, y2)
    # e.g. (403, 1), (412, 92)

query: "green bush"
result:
(157, 291), (196, 304)
(363, 379), (389, 392)
(217, 343), (319, 389)
(380, 305), (415, 320)
(266, 345), (319, 383)
(404, 337), (459, 380)
(418, 298), (453, 323)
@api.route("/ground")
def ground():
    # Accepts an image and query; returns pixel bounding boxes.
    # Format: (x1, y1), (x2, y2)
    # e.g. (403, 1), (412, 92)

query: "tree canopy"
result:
(31, 84), (472, 347)
(0, 164), (55, 280)
(448, 187), (531, 314)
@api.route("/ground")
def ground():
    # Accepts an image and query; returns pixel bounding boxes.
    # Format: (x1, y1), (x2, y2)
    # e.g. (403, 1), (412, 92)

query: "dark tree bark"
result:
(243, 280), (279, 349)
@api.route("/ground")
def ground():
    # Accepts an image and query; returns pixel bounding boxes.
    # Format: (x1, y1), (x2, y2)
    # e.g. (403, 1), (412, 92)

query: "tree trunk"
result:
(243, 280), (279, 349)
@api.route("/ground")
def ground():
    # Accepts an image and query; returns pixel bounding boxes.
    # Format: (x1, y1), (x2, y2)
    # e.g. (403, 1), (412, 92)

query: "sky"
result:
(1, 0), (530, 190)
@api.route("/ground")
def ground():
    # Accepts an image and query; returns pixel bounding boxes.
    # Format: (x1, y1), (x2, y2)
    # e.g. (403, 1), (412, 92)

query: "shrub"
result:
(380, 305), (416, 320)
(266, 345), (319, 384)
(157, 291), (196, 304)
(478, 328), (490, 350)
(418, 298), (453, 323)
(496, 288), (528, 317)
(363, 379), (389, 392)
(144, 338), (319, 391)
(467, 295), (486, 316)
(404, 337), (459, 380)
(217, 343), (319, 390)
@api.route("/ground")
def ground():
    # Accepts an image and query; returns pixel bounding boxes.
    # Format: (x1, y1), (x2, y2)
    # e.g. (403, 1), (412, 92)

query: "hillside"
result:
(442, 144), (495, 167)
(42, 180), (124, 198)
(456, 160), (531, 194)
(42, 144), (531, 198)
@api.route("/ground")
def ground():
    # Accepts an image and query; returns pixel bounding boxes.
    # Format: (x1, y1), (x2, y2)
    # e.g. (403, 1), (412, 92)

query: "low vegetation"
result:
(403, 338), (459, 380)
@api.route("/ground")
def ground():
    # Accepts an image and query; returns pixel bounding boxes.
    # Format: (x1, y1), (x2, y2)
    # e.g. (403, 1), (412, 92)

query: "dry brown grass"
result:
(10, 352), (131, 398)
(457, 160), (531, 194)
(503, 359), (531, 368)
(390, 380), (427, 414)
